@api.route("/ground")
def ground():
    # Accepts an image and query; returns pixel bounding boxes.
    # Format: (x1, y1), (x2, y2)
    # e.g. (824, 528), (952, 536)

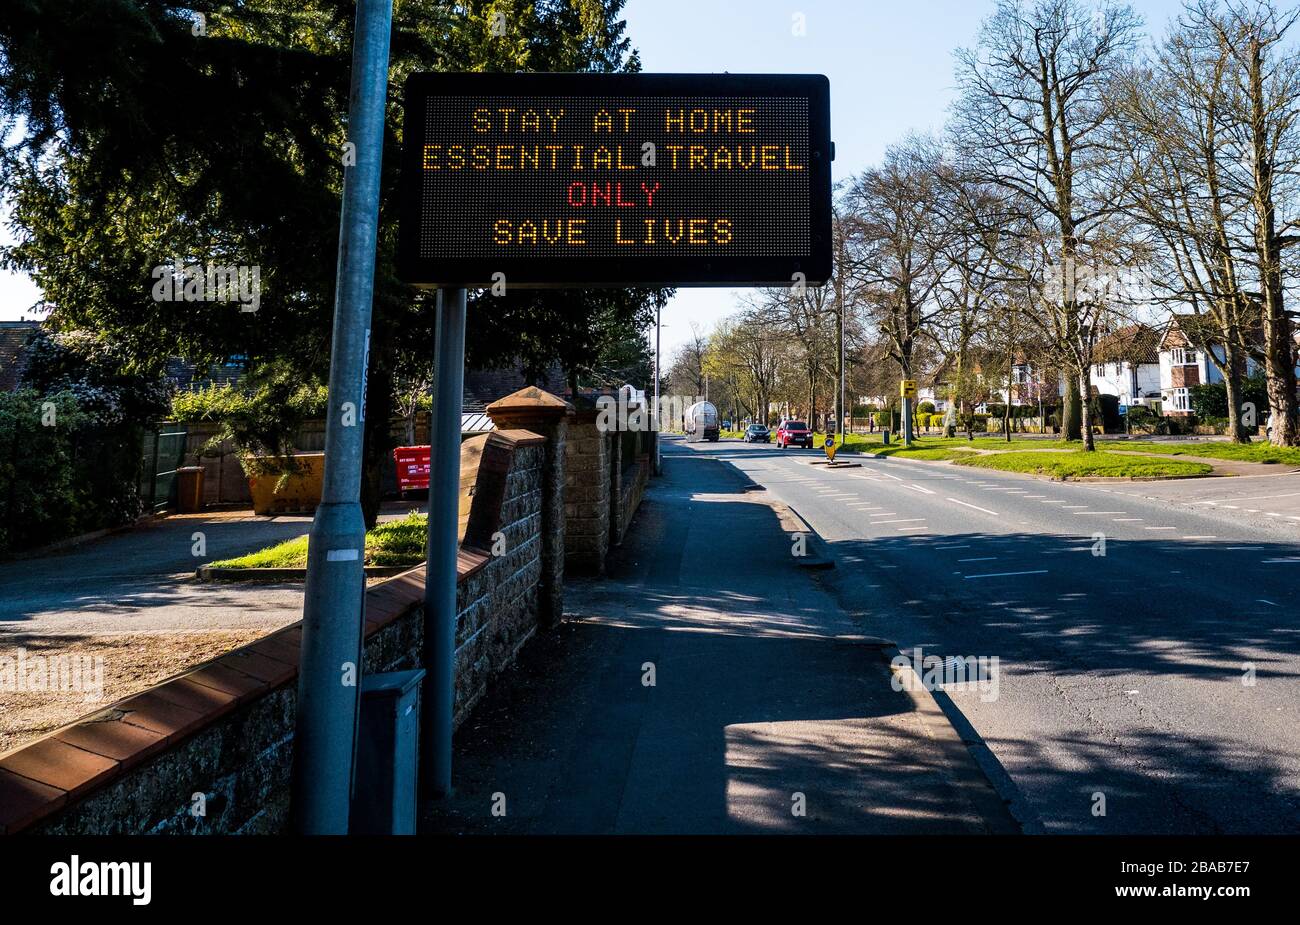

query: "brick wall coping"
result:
(0, 429), (543, 835)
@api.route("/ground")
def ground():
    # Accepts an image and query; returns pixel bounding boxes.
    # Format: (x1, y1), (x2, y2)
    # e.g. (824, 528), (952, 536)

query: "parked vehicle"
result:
(744, 424), (771, 443)
(722, 419), (732, 431)
(776, 420), (812, 448)
(684, 401), (720, 442)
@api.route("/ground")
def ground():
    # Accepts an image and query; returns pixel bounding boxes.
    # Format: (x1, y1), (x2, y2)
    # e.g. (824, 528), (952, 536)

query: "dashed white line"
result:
(946, 498), (1000, 516)
(963, 569), (1049, 580)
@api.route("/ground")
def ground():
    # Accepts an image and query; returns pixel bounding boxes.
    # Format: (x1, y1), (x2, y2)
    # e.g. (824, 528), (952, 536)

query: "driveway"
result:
(0, 511), (316, 753)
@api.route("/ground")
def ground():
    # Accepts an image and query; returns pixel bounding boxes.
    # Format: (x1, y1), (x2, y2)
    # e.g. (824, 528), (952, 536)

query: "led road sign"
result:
(397, 72), (831, 287)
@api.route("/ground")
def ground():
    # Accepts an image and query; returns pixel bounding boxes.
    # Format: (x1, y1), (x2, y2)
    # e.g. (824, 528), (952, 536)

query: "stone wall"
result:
(617, 455), (649, 543)
(564, 409), (611, 574)
(0, 431), (548, 835)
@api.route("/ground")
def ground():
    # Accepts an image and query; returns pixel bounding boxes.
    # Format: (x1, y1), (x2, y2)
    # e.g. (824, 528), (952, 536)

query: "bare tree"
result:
(842, 137), (951, 389)
(1111, 8), (1258, 441)
(1203, 0), (1300, 445)
(952, 0), (1143, 450)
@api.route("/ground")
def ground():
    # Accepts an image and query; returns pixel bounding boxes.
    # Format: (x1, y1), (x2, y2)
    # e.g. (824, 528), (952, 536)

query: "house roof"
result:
(0, 321), (41, 391)
(164, 357), (248, 391)
(1159, 313), (1265, 352)
(463, 364), (567, 412)
(1094, 324), (1160, 365)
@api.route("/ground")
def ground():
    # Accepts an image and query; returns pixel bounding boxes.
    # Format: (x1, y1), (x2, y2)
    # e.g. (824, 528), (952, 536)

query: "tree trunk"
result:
(1077, 369), (1096, 451)
(1062, 376), (1082, 441)
(360, 365), (396, 531)
(1003, 350), (1013, 442)
(1221, 339), (1250, 444)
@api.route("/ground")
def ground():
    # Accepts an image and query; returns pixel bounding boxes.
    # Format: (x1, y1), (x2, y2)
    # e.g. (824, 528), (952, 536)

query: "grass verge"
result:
(210, 512), (428, 569)
(953, 451), (1212, 479)
(1108, 440), (1300, 466)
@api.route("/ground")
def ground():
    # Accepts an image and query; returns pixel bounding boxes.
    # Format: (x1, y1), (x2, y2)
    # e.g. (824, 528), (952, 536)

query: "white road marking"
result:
(963, 569), (1049, 580)
(906, 483), (936, 495)
(946, 498), (1000, 516)
(1183, 535), (1217, 540)
(1074, 511), (1126, 515)
(875, 518), (925, 524)
(1258, 599), (1280, 606)
(934, 544), (971, 550)
(1063, 504), (1088, 509)
(1113, 518), (1143, 522)
(1194, 490), (1300, 505)
(958, 557), (998, 562)
(1144, 526), (1177, 531)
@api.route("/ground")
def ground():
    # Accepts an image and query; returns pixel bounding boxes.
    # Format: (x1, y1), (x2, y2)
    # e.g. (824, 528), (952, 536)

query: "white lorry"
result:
(683, 401), (720, 442)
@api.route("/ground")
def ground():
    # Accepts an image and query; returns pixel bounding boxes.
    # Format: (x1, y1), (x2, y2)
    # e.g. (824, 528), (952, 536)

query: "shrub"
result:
(917, 400), (936, 415)
(872, 410), (891, 428)
(172, 364), (328, 471)
(0, 330), (171, 556)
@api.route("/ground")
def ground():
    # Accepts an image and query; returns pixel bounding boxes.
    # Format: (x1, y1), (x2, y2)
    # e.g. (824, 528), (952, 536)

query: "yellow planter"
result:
(242, 453), (326, 515)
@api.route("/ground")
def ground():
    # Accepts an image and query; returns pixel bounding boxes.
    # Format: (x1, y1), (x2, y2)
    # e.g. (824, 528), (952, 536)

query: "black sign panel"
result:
(397, 73), (832, 288)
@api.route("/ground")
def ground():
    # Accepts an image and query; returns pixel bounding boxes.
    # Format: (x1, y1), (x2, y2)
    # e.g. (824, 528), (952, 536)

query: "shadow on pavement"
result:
(422, 454), (1009, 835)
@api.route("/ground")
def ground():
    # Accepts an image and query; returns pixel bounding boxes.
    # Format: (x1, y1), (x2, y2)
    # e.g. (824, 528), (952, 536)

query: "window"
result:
(1171, 388), (1190, 411)
(1095, 363), (1105, 377)
(1171, 347), (1198, 365)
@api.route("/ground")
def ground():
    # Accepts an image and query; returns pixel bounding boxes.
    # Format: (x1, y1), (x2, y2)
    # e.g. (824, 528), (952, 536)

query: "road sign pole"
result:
(291, 0), (393, 835)
(422, 286), (466, 800)
(902, 396), (913, 447)
(653, 300), (662, 475)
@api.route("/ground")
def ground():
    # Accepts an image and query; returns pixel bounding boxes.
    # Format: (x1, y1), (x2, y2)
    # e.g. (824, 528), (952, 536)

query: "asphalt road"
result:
(671, 436), (1300, 834)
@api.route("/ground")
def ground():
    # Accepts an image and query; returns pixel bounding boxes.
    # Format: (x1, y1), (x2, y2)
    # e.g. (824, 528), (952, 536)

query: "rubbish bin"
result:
(349, 668), (425, 835)
(175, 466), (205, 513)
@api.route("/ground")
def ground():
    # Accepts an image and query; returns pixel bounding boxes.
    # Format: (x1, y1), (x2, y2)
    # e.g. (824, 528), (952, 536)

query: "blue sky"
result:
(0, 0), (1192, 351)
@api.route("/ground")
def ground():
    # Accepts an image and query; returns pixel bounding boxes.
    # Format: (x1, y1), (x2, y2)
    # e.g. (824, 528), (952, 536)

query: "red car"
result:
(776, 420), (812, 448)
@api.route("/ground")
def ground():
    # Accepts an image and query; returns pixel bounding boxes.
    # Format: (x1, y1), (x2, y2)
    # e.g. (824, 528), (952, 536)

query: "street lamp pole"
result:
(290, 0), (393, 835)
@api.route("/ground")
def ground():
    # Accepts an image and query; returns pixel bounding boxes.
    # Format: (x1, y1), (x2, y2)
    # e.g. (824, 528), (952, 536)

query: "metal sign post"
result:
(421, 287), (466, 799)
(291, 0), (393, 834)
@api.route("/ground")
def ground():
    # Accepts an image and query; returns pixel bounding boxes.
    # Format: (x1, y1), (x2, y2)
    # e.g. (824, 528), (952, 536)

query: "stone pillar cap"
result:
(486, 386), (574, 426)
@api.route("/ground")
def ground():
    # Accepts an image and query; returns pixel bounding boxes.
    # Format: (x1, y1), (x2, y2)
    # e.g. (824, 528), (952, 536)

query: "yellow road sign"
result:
(823, 433), (838, 462)
(900, 379), (917, 400)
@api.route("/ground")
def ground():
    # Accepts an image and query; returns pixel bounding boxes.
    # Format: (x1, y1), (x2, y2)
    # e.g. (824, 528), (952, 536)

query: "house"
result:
(1089, 324), (1162, 409)
(0, 320), (41, 391)
(1156, 314), (1262, 415)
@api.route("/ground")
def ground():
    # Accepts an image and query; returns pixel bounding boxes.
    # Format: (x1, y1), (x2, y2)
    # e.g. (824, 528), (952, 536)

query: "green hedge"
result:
(0, 390), (147, 556)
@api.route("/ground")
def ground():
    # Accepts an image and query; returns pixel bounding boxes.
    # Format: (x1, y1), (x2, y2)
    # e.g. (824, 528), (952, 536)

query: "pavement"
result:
(422, 443), (1018, 835)
(680, 438), (1300, 834)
